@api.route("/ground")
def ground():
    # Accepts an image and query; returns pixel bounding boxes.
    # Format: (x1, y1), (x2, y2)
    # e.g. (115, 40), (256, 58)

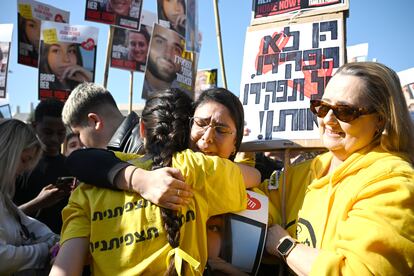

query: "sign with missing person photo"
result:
(17, 0), (70, 68)
(85, 0), (143, 30)
(207, 191), (268, 275)
(38, 21), (98, 101)
(142, 23), (195, 99)
(110, 10), (156, 72)
(0, 24), (13, 99)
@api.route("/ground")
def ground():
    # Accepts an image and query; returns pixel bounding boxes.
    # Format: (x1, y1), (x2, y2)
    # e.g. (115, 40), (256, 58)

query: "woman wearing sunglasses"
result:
(264, 62), (414, 275)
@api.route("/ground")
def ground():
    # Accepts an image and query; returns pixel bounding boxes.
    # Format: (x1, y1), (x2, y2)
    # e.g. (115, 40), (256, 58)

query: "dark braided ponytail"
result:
(141, 88), (193, 276)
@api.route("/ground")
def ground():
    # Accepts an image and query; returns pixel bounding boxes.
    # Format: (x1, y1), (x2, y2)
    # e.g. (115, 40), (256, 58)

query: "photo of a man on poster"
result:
(111, 25), (151, 72)
(17, 0), (69, 67)
(38, 22), (98, 100)
(85, 0), (142, 30)
(142, 23), (191, 99)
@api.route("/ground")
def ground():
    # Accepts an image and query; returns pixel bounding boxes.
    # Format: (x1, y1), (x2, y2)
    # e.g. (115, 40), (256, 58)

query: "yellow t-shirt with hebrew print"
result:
(61, 149), (247, 276)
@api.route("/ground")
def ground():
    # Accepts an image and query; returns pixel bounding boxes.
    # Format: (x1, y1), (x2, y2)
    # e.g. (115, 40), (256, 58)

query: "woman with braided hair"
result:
(50, 89), (260, 275)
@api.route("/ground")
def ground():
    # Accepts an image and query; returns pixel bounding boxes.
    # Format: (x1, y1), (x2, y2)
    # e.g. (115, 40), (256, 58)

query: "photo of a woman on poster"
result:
(157, 0), (186, 37)
(17, 0), (70, 68)
(17, 14), (41, 66)
(38, 21), (98, 100)
(39, 42), (93, 92)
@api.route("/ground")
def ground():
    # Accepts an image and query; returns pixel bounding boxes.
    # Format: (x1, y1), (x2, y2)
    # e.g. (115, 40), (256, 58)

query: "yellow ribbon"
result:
(166, 247), (201, 276)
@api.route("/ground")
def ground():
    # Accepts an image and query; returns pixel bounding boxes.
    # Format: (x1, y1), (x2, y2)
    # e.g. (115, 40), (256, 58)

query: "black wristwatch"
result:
(276, 237), (297, 261)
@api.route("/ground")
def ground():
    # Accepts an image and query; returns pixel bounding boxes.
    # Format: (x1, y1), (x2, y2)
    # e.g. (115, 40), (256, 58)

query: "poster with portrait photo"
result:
(185, 0), (200, 53)
(194, 68), (217, 100)
(17, 0), (70, 68)
(110, 10), (156, 72)
(142, 23), (195, 99)
(85, 0), (143, 30)
(0, 104), (12, 119)
(0, 24), (13, 99)
(157, 0), (187, 38)
(207, 191), (268, 276)
(38, 21), (98, 101)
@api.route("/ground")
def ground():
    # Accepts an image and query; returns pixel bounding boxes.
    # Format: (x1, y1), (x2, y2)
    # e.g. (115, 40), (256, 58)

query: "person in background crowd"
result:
(13, 98), (71, 234)
(101, 0), (132, 17)
(0, 119), (59, 274)
(50, 89), (260, 275)
(264, 62), (414, 275)
(157, 0), (186, 37)
(62, 82), (144, 154)
(63, 132), (83, 157)
(39, 42), (93, 91)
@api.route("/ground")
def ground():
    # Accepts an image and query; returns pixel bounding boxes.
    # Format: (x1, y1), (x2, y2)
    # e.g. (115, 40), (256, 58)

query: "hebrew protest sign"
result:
(38, 21), (98, 101)
(252, 0), (348, 25)
(0, 24), (13, 98)
(194, 68), (217, 100)
(85, 0), (143, 30)
(240, 13), (345, 149)
(17, 0), (70, 68)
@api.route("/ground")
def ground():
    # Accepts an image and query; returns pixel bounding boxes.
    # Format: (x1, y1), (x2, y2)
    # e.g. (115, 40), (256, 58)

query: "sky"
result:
(0, 0), (413, 113)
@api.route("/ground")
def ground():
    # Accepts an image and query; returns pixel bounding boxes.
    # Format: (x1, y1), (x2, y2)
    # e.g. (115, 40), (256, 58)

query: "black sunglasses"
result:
(310, 99), (376, 123)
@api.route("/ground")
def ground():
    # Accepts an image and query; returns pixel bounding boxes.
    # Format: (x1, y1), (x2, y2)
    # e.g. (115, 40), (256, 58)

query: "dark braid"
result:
(141, 89), (193, 276)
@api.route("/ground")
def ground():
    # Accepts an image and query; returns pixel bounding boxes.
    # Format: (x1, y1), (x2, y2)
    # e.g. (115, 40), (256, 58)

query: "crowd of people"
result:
(1, 61), (414, 275)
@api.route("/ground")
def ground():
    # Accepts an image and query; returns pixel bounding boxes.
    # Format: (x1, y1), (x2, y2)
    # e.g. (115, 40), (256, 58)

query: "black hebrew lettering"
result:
(124, 202), (134, 212)
(100, 240), (108, 251)
(286, 51), (301, 71)
(323, 47), (339, 69)
(277, 80), (288, 102)
(134, 230), (146, 242)
(92, 211), (103, 221)
(311, 70), (325, 99)
(291, 78), (305, 101)
(282, 27), (299, 52)
(147, 227), (159, 239)
(186, 210), (195, 222)
(302, 49), (322, 70)
(106, 209), (113, 218)
(114, 206), (123, 217)
(125, 233), (134, 245)
(312, 20), (338, 49)
(272, 108), (317, 133)
(262, 33), (284, 54)
(108, 237), (120, 250)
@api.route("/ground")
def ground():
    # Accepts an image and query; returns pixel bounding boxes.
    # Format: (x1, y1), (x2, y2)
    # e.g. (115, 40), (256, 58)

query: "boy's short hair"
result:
(33, 98), (64, 123)
(62, 82), (118, 127)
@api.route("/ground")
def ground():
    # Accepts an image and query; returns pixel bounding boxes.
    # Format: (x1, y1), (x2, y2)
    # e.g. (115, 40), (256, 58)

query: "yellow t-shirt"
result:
(61, 149), (247, 275)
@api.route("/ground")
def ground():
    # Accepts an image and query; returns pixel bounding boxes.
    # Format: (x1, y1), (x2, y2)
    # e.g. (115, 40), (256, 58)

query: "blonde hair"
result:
(336, 62), (414, 164)
(0, 119), (42, 198)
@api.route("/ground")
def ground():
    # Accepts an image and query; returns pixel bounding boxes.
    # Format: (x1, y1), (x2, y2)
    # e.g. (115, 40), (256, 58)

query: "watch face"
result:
(278, 238), (294, 255)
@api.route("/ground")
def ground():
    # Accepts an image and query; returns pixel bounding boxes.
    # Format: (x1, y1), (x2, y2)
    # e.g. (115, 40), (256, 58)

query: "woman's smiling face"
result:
(318, 74), (381, 161)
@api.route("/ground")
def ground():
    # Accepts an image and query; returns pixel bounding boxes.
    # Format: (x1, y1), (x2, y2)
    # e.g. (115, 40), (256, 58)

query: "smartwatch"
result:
(276, 236), (297, 261)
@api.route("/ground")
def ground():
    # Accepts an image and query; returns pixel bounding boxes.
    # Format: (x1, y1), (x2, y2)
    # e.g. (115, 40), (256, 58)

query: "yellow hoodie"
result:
(293, 145), (414, 275)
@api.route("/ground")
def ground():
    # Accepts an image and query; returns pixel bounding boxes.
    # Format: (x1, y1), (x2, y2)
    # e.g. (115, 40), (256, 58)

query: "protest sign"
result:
(0, 104), (12, 119)
(240, 13), (345, 150)
(85, 0), (142, 30)
(38, 21), (98, 101)
(142, 24), (195, 99)
(252, 0), (348, 25)
(110, 10), (156, 72)
(194, 68), (217, 100)
(398, 67), (414, 109)
(157, 0), (186, 37)
(208, 191), (268, 275)
(17, 0), (70, 68)
(0, 24), (13, 99)
(185, 0), (201, 53)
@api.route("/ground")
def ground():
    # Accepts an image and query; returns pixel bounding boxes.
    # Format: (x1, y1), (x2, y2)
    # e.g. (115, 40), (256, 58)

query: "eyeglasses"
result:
(310, 99), (375, 123)
(190, 117), (234, 136)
